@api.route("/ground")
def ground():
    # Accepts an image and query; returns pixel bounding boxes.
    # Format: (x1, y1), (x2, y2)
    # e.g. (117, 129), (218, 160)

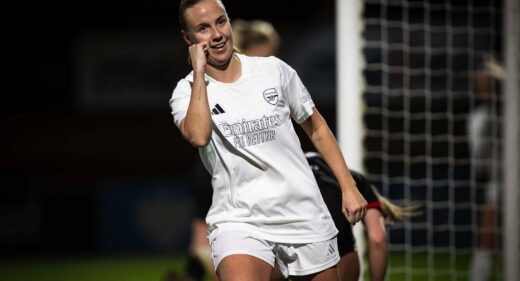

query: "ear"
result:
(182, 30), (193, 46)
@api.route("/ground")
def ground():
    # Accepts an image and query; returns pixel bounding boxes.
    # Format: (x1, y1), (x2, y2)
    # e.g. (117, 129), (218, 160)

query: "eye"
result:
(217, 17), (227, 26)
(197, 25), (208, 33)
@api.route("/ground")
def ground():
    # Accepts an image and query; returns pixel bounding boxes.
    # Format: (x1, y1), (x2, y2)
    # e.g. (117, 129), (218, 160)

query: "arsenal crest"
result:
(263, 88), (278, 105)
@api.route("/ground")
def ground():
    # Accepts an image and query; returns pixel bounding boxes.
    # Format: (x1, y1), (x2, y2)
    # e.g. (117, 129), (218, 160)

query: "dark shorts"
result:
(318, 179), (355, 256)
(306, 152), (383, 256)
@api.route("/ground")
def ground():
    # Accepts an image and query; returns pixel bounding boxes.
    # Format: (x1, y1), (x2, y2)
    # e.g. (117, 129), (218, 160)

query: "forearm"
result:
(305, 110), (356, 193)
(182, 72), (212, 147)
(301, 107), (367, 223)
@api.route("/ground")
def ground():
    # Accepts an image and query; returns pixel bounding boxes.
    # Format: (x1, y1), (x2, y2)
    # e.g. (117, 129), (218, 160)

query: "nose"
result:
(211, 26), (223, 41)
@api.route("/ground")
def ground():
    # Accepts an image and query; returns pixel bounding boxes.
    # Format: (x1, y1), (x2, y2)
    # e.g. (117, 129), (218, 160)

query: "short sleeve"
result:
(169, 79), (192, 128)
(276, 58), (315, 124)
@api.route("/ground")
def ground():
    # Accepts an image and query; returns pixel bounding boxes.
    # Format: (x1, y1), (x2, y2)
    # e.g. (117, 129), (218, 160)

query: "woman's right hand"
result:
(189, 42), (209, 74)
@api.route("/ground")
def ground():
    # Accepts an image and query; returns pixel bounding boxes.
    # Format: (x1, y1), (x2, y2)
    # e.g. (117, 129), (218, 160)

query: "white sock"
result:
(469, 250), (492, 281)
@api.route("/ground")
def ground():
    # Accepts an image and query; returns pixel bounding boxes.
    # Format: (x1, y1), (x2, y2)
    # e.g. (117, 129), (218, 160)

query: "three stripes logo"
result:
(211, 103), (226, 115)
(326, 243), (335, 256)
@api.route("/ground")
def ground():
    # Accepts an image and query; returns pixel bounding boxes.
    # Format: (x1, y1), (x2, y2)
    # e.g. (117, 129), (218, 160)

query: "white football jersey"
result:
(170, 54), (338, 243)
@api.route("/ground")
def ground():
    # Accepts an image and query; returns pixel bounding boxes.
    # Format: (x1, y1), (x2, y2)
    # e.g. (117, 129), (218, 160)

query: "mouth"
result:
(210, 42), (226, 50)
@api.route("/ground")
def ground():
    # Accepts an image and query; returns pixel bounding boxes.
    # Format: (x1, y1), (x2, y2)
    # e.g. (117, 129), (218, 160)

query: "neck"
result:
(206, 54), (241, 83)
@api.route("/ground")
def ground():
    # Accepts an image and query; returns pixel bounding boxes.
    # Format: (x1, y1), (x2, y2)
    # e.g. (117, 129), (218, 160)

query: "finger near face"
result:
(183, 2), (233, 67)
(202, 42), (210, 51)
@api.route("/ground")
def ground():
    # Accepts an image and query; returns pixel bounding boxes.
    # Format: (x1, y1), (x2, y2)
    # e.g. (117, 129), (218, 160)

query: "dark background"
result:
(2, 0), (503, 257)
(2, 0), (337, 256)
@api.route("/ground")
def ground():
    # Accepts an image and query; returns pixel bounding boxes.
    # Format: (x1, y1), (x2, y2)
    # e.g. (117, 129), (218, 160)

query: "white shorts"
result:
(209, 229), (340, 278)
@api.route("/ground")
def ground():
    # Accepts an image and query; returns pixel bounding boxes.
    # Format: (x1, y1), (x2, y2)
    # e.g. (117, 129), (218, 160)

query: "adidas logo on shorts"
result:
(327, 243), (335, 256)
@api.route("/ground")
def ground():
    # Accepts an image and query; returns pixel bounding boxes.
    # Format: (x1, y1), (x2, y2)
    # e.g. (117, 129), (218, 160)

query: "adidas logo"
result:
(326, 243), (335, 256)
(211, 103), (226, 115)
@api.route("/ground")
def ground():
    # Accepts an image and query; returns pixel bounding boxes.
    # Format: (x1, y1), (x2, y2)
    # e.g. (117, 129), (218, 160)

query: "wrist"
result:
(193, 69), (206, 78)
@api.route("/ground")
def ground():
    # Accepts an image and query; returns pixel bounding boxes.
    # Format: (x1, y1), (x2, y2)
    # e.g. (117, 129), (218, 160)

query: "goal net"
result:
(357, 1), (506, 280)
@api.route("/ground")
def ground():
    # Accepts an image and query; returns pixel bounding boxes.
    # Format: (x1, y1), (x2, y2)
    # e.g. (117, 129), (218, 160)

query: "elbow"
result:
(188, 134), (211, 148)
(181, 121), (212, 148)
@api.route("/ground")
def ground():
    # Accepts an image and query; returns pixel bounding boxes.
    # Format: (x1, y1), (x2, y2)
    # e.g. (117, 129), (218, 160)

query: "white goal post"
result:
(502, 0), (519, 280)
(336, 1), (366, 279)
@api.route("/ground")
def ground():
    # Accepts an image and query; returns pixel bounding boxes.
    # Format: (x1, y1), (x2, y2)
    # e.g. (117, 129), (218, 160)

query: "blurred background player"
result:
(231, 19), (280, 57)
(185, 159), (216, 281)
(467, 55), (505, 281)
(269, 152), (421, 281)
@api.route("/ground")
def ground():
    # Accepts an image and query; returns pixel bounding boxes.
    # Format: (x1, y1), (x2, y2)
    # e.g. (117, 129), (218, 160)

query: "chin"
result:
(209, 52), (233, 67)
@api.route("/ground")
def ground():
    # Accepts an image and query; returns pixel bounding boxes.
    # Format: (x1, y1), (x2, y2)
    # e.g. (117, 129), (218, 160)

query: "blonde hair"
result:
(370, 185), (422, 224)
(481, 54), (505, 80)
(232, 19), (280, 54)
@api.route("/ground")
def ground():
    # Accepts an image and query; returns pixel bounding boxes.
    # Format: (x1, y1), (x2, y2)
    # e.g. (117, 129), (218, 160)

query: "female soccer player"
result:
(171, 1), (367, 281)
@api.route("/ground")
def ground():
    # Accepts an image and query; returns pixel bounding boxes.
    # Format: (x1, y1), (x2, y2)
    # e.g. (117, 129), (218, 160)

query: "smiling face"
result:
(182, 0), (234, 68)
